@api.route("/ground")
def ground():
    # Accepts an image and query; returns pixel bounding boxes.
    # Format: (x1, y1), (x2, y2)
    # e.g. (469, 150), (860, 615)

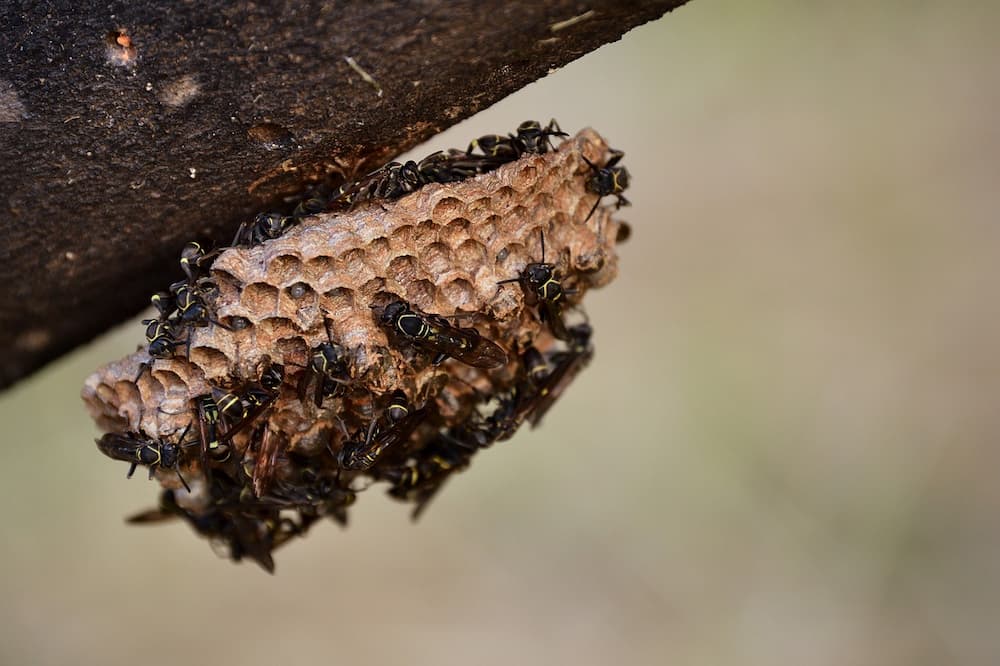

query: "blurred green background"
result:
(3, 1), (999, 664)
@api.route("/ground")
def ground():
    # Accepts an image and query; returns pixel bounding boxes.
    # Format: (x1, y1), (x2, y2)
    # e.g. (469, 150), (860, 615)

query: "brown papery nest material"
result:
(82, 128), (628, 571)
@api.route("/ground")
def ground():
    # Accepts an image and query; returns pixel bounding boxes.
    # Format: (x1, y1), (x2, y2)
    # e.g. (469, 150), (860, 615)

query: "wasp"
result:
(582, 148), (630, 221)
(128, 490), (258, 563)
(96, 425), (196, 491)
(175, 242), (223, 324)
(149, 290), (176, 321)
(514, 119), (568, 154)
(330, 160), (424, 209)
(215, 361), (285, 445)
(478, 346), (551, 442)
(244, 420), (286, 498)
(128, 489), (306, 573)
(442, 409), (499, 449)
(497, 230), (572, 340)
(190, 393), (233, 470)
(232, 212), (297, 247)
(415, 149), (507, 184)
(296, 319), (352, 408)
(169, 279), (224, 329)
(268, 465), (357, 526)
(337, 390), (428, 471)
(375, 299), (508, 369)
(382, 434), (478, 520)
(137, 292), (184, 371)
(384, 388), (412, 424)
(467, 119), (567, 159)
(179, 241), (220, 284)
(222, 415), (286, 500)
(142, 290), (224, 361)
(290, 191), (329, 221)
(142, 317), (186, 359)
(527, 322), (594, 428)
(213, 361), (286, 497)
(211, 386), (249, 428)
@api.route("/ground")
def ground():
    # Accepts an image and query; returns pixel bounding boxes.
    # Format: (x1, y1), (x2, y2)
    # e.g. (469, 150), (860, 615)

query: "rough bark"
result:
(0, 0), (689, 389)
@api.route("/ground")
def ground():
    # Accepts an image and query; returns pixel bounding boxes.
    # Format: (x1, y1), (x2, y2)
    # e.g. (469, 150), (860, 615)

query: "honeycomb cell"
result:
(257, 316), (298, 339)
(419, 242), (452, 276)
(491, 185), (517, 213)
(574, 244), (608, 275)
(554, 181), (576, 209)
(531, 191), (555, 215)
(147, 368), (183, 393)
(211, 270), (242, 301)
(282, 281), (318, 309)
(466, 196), (492, 219)
(411, 219), (438, 250)
(439, 277), (475, 309)
(495, 241), (529, 274)
(243, 282), (280, 317)
(223, 315), (253, 331)
(367, 236), (391, 261)
(405, 279), (436, 309)
(95, 382), (117, 404)
(387, 224), (414, 252)
(267, 253), (305, 284)
(189, 347), (229, 377)
(338, 247), (369, 272)
(359, 277), (388, 301)
(512, 163), (539, 190)
(453, 239), (488, 273)
(113, 387), (143, 426)
(440, 217), (471, 248)
(114, 378), (142, 406)
(304, 256), (337, 284)
(506, 205), (529, 232)
(386, 255), (418, 286)
(431, 196), (464, 221)
(471, 214), (499, 246)
(322, 287), (356, 315)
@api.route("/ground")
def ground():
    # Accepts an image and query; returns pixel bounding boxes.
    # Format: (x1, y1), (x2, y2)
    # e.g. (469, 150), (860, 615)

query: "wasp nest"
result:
(82, 126), (630, 572)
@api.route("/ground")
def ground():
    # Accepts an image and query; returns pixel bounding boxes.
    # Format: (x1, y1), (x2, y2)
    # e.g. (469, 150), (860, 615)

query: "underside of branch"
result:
(0, 0), (689, 388)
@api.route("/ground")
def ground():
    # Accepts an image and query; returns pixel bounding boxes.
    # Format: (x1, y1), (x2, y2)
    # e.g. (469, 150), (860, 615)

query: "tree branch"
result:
(0, 0), (690, 388)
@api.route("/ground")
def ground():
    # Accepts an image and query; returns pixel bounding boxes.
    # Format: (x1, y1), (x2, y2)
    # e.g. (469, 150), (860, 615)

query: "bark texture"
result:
(0, 0), (689, 388)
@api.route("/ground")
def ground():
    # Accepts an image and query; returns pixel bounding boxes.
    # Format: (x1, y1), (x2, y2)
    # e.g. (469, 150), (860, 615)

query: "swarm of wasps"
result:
(95, 120), (631, 572)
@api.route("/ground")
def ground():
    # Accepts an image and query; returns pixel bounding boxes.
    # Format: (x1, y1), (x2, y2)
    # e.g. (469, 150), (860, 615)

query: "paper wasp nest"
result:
(82, 127), (628, 571)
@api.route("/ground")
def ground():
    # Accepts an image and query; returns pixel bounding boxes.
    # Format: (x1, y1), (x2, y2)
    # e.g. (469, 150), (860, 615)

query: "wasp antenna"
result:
(134, 361), (151, 384)
(176, 470), (191, 493)
(364, 415), (379, 445)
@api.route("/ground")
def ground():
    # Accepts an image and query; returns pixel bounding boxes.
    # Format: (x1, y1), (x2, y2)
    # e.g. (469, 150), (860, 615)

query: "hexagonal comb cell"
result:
(82, 127), (631, 571)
